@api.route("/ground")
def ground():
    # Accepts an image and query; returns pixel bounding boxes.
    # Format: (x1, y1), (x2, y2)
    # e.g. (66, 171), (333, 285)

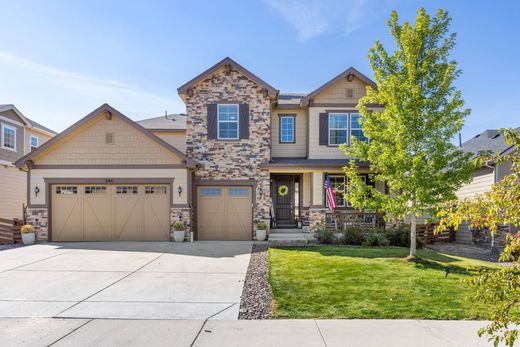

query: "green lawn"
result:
(269, 246), (500, 319)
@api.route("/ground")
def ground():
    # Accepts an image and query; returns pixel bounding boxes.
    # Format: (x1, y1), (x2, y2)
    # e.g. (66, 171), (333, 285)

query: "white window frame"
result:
(217, 104), (239, 140)
(30, 135), (39, 151)
(1, 124), (16, 151)
(349, 113), (368, 144)
(279, 115), (295, 143)
(326, 174), (367, 208)
(328, 113), (348, 146)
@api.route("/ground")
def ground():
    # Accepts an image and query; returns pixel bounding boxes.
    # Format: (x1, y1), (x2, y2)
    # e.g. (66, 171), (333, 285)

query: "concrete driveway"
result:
(0, 241), (252, 320)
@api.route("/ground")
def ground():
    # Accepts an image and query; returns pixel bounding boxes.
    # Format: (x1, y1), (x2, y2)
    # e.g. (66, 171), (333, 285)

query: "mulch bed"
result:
(238, 243), (272, 319)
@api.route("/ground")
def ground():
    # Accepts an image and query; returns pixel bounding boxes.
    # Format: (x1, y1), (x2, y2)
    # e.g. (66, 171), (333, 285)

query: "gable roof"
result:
(0, 104), (57, 136)
(300, 67), (377, 106)
(461, 127), (520, 158)
(15, 104), (197, 168)
(177, 57), (279, 98)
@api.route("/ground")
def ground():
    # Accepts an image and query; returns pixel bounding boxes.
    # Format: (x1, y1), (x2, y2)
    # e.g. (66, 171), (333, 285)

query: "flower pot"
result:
(173, 230), (185, 242)
(21, 232), (35, 245)
(256, 229), (267, 241)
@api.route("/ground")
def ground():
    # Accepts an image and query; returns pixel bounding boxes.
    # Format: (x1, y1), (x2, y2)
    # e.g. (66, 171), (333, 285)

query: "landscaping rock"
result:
(238, 243), (272, 319)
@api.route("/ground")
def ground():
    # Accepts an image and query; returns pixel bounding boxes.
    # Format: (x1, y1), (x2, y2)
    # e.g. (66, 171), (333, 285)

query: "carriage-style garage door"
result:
(51, 184), (170, 241)
(197, 186), (252, 240)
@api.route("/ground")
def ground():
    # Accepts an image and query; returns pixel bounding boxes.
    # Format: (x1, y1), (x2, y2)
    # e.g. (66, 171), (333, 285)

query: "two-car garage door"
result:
(51, 184), (170, 241)
(197, 186), (252, 241)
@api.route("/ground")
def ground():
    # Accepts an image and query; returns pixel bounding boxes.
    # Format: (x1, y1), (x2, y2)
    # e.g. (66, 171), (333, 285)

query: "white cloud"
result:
(264, 0), (370, 41)
(0, 52), (184, 131)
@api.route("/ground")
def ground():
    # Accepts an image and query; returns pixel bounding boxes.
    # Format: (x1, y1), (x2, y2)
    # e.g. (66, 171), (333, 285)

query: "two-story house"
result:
(0, 104), (56, 219)
(15, 57), (385, 242)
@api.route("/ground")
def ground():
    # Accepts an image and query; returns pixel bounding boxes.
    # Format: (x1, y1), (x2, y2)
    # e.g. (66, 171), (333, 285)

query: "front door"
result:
(273, 175), (296, 227)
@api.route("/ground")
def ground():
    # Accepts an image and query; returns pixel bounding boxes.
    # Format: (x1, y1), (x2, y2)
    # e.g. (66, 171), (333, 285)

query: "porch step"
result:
(268, 229), (316, 246)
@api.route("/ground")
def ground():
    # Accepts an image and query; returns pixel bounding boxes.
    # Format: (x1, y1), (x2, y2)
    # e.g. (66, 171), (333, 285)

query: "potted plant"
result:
(256, 222), (268, 241)
(20, 224), (36, 245)
(172, 221), (185, 242)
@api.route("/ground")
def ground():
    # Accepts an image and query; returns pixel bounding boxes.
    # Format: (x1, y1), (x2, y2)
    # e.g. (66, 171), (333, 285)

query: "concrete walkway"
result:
(0, 318), (499, 346)
(0, 242), (251, 320)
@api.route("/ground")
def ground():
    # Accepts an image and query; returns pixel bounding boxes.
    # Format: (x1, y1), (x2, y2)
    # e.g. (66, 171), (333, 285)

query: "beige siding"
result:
(152, 131), (186, 154)
(456, 167), (494, 199)
(33, 113), (183, 165)
(308, 106), (352, 159)
(29, 168), (188, 206)
(313, 76), (367, 104)
(303, 172), (311, 207)
(271, 108), (307, 158)
(24, 129), (52, 155)
(0, 166), (25, 218)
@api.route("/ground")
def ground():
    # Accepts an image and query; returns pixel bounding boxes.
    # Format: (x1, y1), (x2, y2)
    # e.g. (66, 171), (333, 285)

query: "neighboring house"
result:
(15, 57), (386, 242)
(0, 104), (56, 219)
(455, 127), (519, 242)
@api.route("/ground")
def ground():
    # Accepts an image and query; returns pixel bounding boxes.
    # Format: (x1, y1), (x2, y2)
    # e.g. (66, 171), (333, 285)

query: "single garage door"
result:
(51, 184), (170, 241)
(197, 186), (252, 240)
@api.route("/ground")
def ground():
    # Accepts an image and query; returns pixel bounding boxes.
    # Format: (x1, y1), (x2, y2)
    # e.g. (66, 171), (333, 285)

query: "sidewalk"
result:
(0, 318), (499, 346)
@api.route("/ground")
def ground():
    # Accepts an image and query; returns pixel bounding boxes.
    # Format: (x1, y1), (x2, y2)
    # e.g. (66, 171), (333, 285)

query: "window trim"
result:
(325, 174), (367, 208)
(279, 114), (296, 144)
(30, 135), (39, 151)
(1, 124), (17, 151)
(328, 113), (348, 146)
(217, 103), (239, 140)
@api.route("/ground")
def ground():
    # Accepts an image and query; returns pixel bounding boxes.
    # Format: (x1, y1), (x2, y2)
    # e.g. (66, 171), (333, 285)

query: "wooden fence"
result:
(326, 212), (386, 230)
(416, 223), (455, 244)
(0, 218), (23, 244)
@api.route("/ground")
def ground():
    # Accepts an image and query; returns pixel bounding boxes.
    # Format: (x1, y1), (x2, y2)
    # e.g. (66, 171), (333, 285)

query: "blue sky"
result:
(0, 0), (518, 141)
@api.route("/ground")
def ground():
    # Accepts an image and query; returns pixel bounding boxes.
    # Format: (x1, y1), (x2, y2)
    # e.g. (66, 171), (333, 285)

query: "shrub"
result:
(362, 232), (389, 247)
(20, 224), (35, 234)
(384, 226), (423, 248)
(313, 223), (336, 244)
(257, 222), (268, 230)
(172, 221), (185, 231)
(340, 228), (366, 245)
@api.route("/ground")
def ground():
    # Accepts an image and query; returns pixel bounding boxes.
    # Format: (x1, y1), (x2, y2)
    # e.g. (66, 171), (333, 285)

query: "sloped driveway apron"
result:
(0, 241), (252, 320)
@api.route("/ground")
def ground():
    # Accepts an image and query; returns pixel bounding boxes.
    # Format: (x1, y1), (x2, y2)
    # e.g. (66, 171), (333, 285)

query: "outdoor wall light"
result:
(177, 186), (183, 197)
(34, 186), (40, 197)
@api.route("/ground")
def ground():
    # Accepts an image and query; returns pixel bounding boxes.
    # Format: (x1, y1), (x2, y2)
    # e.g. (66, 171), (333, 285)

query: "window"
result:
(85, 186), (106, 194)
(228, 187), (249, 196)
(2, 125), (16, 150)
(56, 186), (77, 195)
(350, 113), (368, 144)
(116, 186), (138, 194)
(328, 113), (348, 146)
(30, 136), (39, 151)
(105, 132), (114, 144)
(279, 115), (295, 143)
(326, 175), (367, 208)
(200, 187), (222, 196)
(217, 104), (239, 140)
(145, 186), (167, 195)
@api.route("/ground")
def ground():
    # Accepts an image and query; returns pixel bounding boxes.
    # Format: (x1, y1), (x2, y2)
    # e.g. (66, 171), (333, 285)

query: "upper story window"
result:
(328, 113), (348, 146)
(217, 104), (239, 140)
(350, 113), (368, 143)
(30, 135), (39, 151)
(279, 115), (295, 143)
(1, 125), (16, 151)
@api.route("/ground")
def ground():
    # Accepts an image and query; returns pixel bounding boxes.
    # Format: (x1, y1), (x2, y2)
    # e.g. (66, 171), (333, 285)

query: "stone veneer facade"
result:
(170, 207), (192, 240)
(185, 67), (271, 239)
(26, 207), (49, 241)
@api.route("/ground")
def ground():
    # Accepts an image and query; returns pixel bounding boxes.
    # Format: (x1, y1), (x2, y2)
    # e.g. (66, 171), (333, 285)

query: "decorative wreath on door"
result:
(278, 184), (289, 197)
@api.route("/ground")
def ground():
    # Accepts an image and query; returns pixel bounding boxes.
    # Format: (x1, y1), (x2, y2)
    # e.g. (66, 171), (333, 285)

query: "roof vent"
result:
(346, 88), (354, 98)
(492, 133), (501, 139)
(105, 132), (114, 144)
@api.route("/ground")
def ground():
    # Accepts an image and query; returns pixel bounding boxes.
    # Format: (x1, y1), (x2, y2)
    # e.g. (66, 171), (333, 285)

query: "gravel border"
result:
(238, 243), (272, 319)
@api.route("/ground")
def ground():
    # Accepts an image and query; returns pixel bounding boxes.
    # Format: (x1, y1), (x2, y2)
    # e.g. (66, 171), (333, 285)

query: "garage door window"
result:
(145, 186), (167, 194)
(228, 187), (249, 196)
(85, 186), (107, 194)
(200, 187), (222, 196)
(116, 186), (138, 194)
(56, 186), (77, 195)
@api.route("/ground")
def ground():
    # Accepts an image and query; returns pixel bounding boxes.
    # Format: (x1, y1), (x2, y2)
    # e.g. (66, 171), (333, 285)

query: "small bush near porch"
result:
(269, 246), (499, 319)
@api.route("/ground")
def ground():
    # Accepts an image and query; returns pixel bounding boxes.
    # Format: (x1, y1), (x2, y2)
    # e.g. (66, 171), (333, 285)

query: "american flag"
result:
(324, 173), (337, 212)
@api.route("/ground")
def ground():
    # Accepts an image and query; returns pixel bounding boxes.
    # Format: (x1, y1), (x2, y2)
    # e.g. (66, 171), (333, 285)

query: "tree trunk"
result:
(410, 214), (417, 257)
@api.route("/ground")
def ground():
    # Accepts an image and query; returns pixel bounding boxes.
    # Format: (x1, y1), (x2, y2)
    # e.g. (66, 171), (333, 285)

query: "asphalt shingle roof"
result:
(461, 127), (520, 156)
(137, 114), (186, 130)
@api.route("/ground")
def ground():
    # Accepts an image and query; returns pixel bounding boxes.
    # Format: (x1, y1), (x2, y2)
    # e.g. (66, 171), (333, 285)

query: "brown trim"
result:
(311, 103), (384, 108)
(301, 67), (377, 106)
(260, 163), (348, 169)
(278, 114), (296, 144)
(33, 164), (187, 169)
(275, 103), (302, 110)
(149, 129), (186, 133)
(14, 104), (197, 169)
(192, 179), (256, 241)
(177, 57), (278, 98)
